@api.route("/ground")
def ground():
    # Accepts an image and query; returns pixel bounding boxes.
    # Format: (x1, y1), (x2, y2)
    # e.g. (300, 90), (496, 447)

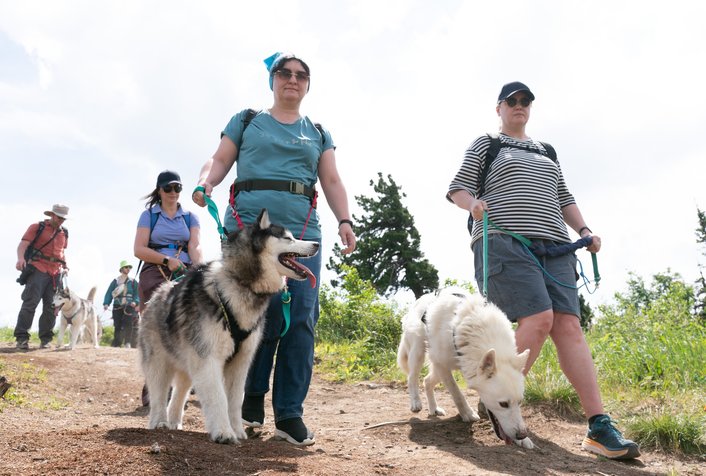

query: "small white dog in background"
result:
(397, 288), (534, 448)
(52, 286), (100, 350)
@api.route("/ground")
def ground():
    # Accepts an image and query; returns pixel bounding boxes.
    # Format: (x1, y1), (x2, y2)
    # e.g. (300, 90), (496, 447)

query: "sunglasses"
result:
(162, 183), (182, 193)
(274, 68), (310, 82)
(504, 97), (532, 107)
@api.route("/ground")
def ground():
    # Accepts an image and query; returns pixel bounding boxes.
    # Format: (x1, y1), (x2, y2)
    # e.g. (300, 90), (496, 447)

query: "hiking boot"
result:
(242, 395), (265, 428)
(274, 417), (315, 446)
(16, 340), (29, 350)
(582, 415), (641, 460)
(40, 341), (51, 349)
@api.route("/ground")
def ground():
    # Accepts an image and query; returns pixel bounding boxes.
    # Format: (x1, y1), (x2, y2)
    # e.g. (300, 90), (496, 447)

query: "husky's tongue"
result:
(288, 259), (317, 288)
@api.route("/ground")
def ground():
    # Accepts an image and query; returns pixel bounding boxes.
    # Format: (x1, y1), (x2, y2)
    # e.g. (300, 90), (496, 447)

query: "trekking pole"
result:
(193, 186), (227, 241)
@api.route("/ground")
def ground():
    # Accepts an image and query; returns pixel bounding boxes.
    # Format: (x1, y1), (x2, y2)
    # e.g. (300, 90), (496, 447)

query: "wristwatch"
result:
(162, 256), (169, 266)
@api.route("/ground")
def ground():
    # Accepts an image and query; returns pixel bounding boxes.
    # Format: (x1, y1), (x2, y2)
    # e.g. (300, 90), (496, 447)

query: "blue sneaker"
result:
(582, 415), (640, 460)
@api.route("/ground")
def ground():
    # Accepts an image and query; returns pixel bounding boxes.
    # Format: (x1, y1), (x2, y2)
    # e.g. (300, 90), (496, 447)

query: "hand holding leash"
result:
(192, 185), (228, 241)
(192, 183), (213, 207)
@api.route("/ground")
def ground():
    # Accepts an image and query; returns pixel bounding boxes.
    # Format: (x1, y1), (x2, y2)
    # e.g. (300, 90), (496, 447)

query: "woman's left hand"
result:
(586, 234), (601, 253)
(338, 223), (357, 254)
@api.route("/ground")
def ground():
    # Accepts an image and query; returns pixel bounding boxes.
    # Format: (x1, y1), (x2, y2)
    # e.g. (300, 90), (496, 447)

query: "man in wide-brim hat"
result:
(14, 204), (70, 350)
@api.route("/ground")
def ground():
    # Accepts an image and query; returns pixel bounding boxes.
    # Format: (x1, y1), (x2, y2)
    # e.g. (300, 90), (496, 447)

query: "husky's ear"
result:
(255, 209), (271, 230)
(514, 349), (530, 373)
(478, 348), (497, 378)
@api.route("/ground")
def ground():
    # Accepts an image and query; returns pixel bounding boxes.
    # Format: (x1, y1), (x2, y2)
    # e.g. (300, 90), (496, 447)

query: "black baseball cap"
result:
(497, 81), (535, 103)
(156, 170), (182, 188)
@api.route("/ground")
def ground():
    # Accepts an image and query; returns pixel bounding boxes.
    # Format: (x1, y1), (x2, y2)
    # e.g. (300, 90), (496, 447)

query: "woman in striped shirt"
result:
(446, 81), (639, 460)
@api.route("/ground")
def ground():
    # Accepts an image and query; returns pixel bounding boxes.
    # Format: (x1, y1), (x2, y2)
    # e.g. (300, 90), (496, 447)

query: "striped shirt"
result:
(447, 133), (576, 246)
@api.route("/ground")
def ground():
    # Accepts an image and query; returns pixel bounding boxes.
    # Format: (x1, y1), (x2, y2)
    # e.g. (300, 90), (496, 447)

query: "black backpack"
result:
(24, 221), (68, 262)
(476, 133), (558, 198)
(469, 134), (558, 235)
(242, 109), (327, 147)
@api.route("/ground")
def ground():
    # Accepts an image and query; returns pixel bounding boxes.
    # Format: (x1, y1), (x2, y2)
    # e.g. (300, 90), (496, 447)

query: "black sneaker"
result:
(274, 417), (315, 446)
(582, 415), (641, 460)
(16, 340), (29, 350)
(40, 341), (51, 349)
(242, 395), (265, 428)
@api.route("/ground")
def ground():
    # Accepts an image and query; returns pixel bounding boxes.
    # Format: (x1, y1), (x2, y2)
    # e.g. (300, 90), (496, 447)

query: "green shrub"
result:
(317, 266), (404, 380)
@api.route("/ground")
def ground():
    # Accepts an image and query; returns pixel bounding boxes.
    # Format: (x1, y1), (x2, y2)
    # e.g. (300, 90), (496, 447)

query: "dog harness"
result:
(215, 285), (265, 359)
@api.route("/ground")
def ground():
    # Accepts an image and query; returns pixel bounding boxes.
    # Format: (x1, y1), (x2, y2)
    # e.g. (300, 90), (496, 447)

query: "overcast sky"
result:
(2, 0), (705, 329)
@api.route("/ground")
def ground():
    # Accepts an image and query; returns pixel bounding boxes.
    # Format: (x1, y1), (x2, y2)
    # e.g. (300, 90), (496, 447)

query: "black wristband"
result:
(162, 256), (170, 266)
(578, 226), (592, 235)
(338, 219), (354, 228)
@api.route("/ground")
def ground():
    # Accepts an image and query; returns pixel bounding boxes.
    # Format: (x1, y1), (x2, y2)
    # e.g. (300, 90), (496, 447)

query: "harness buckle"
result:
(289, 182), (305, 195)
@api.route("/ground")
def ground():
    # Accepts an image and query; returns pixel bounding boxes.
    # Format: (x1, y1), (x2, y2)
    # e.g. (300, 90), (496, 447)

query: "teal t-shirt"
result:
(221, 109), (334, 240)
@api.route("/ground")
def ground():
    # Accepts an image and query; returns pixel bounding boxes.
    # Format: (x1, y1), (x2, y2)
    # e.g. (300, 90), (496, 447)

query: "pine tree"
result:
(327, 173), (439, 299)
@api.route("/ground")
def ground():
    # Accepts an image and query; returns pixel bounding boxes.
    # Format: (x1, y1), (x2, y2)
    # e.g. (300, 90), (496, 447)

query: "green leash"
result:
(481, 210), (600, 293)
(193, 185), (292, 337)
(193, 186), (227, 241)
(280, 286), (291, 337)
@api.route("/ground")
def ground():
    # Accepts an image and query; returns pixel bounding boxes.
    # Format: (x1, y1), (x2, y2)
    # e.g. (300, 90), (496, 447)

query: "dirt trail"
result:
(0, 345), (702, 475)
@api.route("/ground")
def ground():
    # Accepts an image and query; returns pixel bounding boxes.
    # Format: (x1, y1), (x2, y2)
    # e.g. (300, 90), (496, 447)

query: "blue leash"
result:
(481, 211), (600, 295)
(192, 186), (291, 336)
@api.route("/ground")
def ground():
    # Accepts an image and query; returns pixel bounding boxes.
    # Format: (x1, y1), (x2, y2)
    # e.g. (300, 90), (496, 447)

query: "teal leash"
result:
(193, 186), (227, 241)
(482, 211), (488, 297)
(481, 211), (600, 293)
(280, 286), (291, 337)
(193, 185), (292, 336)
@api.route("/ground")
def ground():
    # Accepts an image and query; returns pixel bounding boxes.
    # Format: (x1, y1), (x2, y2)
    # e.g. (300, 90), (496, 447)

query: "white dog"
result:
(52, 286), (100, 349)
(397, 289), (534, 448)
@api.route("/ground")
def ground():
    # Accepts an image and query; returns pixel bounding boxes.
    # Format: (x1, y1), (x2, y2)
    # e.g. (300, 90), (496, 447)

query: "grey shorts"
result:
(472, 233), (580, 322)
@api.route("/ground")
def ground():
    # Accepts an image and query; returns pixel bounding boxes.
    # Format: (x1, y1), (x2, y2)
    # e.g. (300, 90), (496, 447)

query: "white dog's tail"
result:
(86, 286), (97, 303)
(397, 339), (410, 374)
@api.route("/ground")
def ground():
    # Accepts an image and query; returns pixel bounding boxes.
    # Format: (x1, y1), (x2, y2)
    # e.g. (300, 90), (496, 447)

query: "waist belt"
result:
(149, 242), (188, 250)
(233, 180), (316, 200)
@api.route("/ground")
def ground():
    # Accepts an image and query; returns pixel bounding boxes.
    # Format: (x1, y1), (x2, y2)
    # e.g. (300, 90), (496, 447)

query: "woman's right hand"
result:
(192, 182), (213, 207)
(470, 196), (489, 221)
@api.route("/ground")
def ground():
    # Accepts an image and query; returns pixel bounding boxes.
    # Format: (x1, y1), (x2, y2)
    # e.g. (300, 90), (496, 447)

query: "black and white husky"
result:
(397, 289), (534, 448)
(138, 209), (319, 444)
(52, 286), (100, 349)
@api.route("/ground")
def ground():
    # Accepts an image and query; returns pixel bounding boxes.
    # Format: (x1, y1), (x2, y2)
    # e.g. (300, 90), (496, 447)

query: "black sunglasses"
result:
(504, 97), (532, 107)
(274, 68), (310, 82)
(162, 183), (182, 193)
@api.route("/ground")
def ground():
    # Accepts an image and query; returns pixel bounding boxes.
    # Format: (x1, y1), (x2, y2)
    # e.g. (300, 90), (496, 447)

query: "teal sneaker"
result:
(582, 415), (640, 460)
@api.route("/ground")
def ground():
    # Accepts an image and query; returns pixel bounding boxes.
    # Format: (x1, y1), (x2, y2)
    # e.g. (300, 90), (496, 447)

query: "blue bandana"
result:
(264, 52), (284, 90)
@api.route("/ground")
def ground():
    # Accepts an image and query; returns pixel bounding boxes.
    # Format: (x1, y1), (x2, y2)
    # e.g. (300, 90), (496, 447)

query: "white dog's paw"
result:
(515, 437), (534, 449)
(211, 428), (240, 445)
(429, 406), (446, 417)
(410, 396), (422, 413)
(459, 409), (480, 423)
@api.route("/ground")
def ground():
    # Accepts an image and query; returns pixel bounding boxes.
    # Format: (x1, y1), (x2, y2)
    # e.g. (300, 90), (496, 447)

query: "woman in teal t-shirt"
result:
(193, 52), (356, 446)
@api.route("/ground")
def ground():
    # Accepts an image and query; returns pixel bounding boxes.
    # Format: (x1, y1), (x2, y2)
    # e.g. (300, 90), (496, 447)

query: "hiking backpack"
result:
(476, 133), (558, 198)
(241, 108), (327, 147)
(469, 133), (559, 235)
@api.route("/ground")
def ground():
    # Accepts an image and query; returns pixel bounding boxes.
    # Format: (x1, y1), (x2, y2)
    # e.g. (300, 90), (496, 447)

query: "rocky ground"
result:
(0, 344), (703, 475)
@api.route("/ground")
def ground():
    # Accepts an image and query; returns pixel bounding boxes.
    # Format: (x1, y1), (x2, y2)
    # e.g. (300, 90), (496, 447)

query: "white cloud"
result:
(1, 0), (705, 328)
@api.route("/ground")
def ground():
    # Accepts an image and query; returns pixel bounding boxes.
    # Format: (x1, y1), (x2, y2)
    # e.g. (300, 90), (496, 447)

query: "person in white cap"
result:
(103, 260), (140, 348)
(14, 204), (69, 350)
